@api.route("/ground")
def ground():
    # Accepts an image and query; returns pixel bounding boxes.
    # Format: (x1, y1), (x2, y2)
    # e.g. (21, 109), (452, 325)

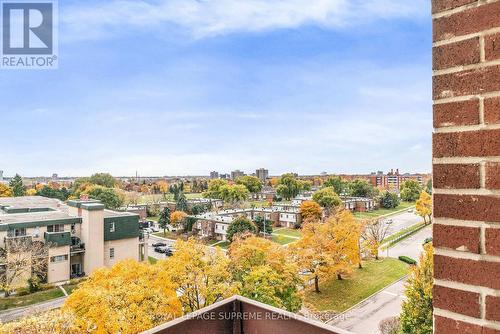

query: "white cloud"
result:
(61, 0), (429, 41)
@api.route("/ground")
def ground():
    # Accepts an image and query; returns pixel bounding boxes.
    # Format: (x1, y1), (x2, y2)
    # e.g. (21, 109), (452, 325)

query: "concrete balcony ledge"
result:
(143, 295), (352, 334)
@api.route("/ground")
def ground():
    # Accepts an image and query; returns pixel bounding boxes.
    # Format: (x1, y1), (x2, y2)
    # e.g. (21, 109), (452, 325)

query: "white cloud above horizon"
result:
(61, 0), (429, 41)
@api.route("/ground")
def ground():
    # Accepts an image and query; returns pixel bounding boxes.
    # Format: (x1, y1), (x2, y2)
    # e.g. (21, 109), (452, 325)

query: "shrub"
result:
(379, 316), (400, 334)
(399, 256), (417, 265)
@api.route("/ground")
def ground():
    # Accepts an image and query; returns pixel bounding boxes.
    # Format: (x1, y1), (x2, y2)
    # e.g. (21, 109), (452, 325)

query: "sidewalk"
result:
(0, 296), (67, 323)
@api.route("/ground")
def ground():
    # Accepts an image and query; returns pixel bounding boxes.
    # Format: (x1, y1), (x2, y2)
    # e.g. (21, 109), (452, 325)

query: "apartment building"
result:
(255, 168), (269, 182)
(192, 205), (302, 240)
(209, 171), (219, 179)
(230, 170), (245, 180)
(0, 196), (146, 285)
(369, 169), (430, 192)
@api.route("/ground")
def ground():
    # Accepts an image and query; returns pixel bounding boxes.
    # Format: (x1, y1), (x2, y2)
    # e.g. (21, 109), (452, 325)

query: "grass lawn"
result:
(148, 256), (158, 264)
(147, 216), (159, 222)
(273, 228), (302, 238)
(138, 193), (203, 204)
(354, 202), (415, 219)
(304, 258), (408, 312)
(382, 221), (426, 248)
(272, 234), (298, 245)
(0, 288), (65, 311)
(214, 241), (230, 249)
(152, 231), (184, 240)
(61, 283), (80, 295)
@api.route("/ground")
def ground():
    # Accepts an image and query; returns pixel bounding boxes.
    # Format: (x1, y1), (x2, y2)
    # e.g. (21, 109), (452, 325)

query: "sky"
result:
(0, 0), (432, 177)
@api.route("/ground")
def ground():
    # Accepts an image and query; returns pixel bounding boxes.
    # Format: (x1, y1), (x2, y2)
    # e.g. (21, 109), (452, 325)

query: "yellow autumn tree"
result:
(170, 210), (187, 228)
(228, 236), (302, 311)
(63, 259), (181, 334)
(0, 310), (85, 334)
(291, 210), (361, 292)
(26, 188), (37, 196)
(299, 200), (322, 223)
(323, 210), (362, 279)
(416, 191), (432, 225)
(157, 180), (169, 199)
(160, 238), (238, 312)
(400, 243), (433, 333)
(0, 184), (12, 197)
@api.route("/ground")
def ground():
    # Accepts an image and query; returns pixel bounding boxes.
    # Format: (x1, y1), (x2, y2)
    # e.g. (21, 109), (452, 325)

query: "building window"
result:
(47, 224), (64, 232)
(110, 222), (115, 233)
(50, 255), (68, 263)
(110, 248), (115, 259)
(8, 228), (26, 237)
(71, 224), (76, 234)
(32, 227), (40, 238)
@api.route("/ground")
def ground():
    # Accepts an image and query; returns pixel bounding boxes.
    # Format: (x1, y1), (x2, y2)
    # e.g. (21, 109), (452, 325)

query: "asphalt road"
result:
(383, 210), (422, 237)
(328, 224), (432, 334)
(147, 234), (177, 260)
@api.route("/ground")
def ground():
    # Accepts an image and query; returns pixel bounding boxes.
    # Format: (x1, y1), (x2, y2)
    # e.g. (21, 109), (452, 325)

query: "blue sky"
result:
(0, 0), (432, 177)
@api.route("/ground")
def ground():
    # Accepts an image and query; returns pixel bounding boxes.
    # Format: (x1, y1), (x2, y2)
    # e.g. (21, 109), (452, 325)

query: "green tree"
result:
(236, 176), (263, 193)
(425, 179), (432, 195)
(86, 186), (123, 209)
(88, 173), (117, 188)
(37, 185), (70, 201)
(9, 174), (25, 197)
(323, 176), (346, 194)
(312, 187), (342, 216)
(203, 179), (228, 199)
(380, 191), (400, 209)
(347, 179), (376, 198)
(158, 207), (171, 235)
(400, 243), (433, 334)
(176, 192), (189, 212)
(276, 174), (302, 200)
(400, 180), (422, 202)
(227, 216), (256, 242)
(254, 216), (273, 235)
(219, 184), (249, 203)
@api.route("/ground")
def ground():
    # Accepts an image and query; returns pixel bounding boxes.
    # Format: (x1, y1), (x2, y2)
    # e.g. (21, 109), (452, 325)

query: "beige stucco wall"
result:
(104, 237), (140, 267)
(81, 209), (104, 275)
(47, 245), (70, 283)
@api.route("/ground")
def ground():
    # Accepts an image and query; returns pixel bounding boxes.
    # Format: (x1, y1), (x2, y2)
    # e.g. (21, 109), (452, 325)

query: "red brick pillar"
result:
(432, 1), (500, 333)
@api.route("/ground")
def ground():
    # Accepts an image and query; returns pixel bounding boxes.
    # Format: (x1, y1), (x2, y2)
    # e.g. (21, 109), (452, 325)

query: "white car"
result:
(407, 209), (413, 213)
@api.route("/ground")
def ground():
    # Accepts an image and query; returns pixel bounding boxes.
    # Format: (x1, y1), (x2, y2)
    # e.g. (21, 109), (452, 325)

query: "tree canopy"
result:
(380, 191), (400, 209)
(229, 236), (302, 312)
(227, 216), (257, 242)
(236, 175), (263, 193)
(64, 260), (182, 334)
(416, 191), (432, 224)
(312, 187), (342, 216)
(276, 174), (302, 200)
(9, 174), (25, 197)
(346, 179), (377, 198)
(0, 184), (13, 197)
(299, 200), (322, 223)
(323, 176), (346, 194)
(400, 243), (433, 334)
(400, 180), (422, 202)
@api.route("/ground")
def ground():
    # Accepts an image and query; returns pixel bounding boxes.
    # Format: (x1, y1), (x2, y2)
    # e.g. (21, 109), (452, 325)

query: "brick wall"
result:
(432, 0), (500, 332)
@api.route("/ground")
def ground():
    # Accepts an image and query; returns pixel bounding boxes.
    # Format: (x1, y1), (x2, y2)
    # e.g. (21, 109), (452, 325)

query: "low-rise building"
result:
(0, 196), (146, 285)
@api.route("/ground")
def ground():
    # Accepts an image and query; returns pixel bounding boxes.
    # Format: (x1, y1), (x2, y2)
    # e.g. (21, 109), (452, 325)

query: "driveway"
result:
(328, 225), (432, 334)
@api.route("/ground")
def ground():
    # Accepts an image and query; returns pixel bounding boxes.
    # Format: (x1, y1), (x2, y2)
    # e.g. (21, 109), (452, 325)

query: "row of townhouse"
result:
(159, 198), (224, 212)
(0, 196), (147, 286)
(192, 205), (302, 241)
(291, 194), (376, 213)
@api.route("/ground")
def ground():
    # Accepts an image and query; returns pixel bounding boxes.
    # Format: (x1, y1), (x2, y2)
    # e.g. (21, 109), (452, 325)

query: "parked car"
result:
(152, 242), (167, 247)
(407, 209), (413, 213)
(150, 226), (159, 233)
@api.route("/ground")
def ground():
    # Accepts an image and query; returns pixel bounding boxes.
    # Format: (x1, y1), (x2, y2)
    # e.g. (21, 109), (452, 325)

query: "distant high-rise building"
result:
(210, 171), (219, 179)
(52, 173), (58, 180)
(220, 173), (230, 180)
(255, 168), (269, 182)
(0, 170), (3, 181)
(231, 170), (245, 180)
